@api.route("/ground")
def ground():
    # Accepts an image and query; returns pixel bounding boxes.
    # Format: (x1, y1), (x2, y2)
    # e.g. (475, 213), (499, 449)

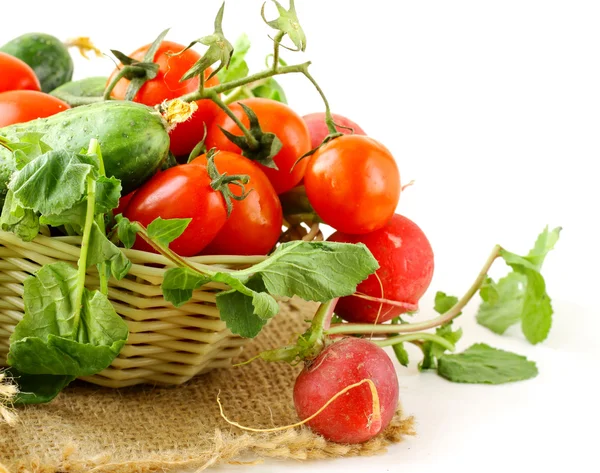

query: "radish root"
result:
(217, 378), (382, 434)
(0, 372), (18, 426)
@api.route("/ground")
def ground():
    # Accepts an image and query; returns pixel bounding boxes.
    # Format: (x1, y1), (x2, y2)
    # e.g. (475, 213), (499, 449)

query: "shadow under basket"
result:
(0, 225), (322, 388)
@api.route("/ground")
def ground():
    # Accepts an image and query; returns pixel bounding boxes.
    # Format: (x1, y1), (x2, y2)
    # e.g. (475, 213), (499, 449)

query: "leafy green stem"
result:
(374, 333), (456, 352)
(326, 245), (502, 336)
(272, 31), (285, 71)
(73, 174), (97, 335)
(103, 68), (128, 100)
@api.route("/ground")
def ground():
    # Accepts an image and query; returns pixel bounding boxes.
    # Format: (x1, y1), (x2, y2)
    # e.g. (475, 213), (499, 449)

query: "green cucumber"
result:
(0, 33), (74, 93)
(0, 101), (170, 205)
(50, 77), (108, 107)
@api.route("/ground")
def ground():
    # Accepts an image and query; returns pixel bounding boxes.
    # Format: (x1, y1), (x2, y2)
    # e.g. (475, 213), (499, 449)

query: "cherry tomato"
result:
(328, 214), (434, 323)
(114, 191), (136, 217)
(304, 135), (401, 234)
(193, 151), (282, 256)
(107, 40), (220, 157)
(0, 52), (41, 93)
(0, 90), (69, 127)
(206, 97), (311, 195)
(123, 163), (227, 256)
(303, 112), (366, 149)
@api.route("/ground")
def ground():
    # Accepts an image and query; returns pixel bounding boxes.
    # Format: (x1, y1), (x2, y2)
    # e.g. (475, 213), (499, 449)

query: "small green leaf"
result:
(115, 214), (138, 249)
(217, 33), (251, 83)
(251, 77), (288, 104)
(162, 267), (211, 307)
(95, 176), (122, 214)
(0, 190), (39, 242)
(477, 273), (525, 334)
(526, 226), (562, 271)
(9, 150), (94, 216)
(88, 222), (131, 280)
(434, 291), (459, 315)
(216, 277), (271, 337)
(262, 0), (307, 52)
(212, 272), (280, 320)
(438, 343), (538, 384)
(146, 217), (192, 247)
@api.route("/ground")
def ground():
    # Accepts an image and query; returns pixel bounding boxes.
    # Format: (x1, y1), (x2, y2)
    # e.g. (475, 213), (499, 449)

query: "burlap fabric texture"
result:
(0, 299), (414, 473)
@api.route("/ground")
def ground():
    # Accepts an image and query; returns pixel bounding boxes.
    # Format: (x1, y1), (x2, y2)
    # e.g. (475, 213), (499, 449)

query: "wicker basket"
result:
(0, 223), (321, 388)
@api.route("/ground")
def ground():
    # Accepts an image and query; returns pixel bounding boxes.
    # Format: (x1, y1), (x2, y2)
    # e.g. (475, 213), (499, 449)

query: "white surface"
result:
(2, 0), (599, 470)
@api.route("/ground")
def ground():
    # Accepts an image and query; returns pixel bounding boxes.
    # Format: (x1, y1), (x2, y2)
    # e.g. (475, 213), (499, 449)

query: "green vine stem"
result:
(374, 333), (456, 352)
(326, 245), (502, 336)
(103, 68), (128, 100)
(207, 91), (259, 149)
(272, 31), (285, 71)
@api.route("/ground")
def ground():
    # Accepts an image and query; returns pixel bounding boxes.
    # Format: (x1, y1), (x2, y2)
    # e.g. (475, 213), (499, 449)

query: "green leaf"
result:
(0, 189), (40, 242)
(9, 150), (94, 215)
(147, 217), (192, 247)
(476, 227), (560, 344)
(7, 368), (74, 405)
(393, 342), (409, 367)
(115, 214), (138, 249)
(526, 226), (562, 271)
(434, 291), (460, 315)
(8, 262), (128, 377)
(162, 267), (211, 307)
(95, 176), (122, 214)
(212, 272), (280, 320)
(217, 33), (251, 83)
(1, 132), (52, 169)
(88, 222), (131, 280)
(239, 241), (379, 302)
(437, 343), (538, 384)
(251, 77), (288, 104)
(216, 277), (271, 337)
(476, 273), (526, 334)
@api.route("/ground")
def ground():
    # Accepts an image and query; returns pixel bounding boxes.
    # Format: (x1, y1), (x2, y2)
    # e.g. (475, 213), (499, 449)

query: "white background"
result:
(2, 0), (599, 470)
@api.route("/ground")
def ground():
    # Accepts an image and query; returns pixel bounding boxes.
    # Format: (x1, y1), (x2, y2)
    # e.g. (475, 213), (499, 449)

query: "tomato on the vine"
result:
(206, 97), (311, 195)
(107, 40), (220, 157)
(193, 151), (283, 256)
(0, 52), (41, 93)
(303, 112), (366, 149)
(0, 90), (69, 127)
(304, 135), (401, 234)
(122, 163), (228, 256)
(328, 214), (434, 324)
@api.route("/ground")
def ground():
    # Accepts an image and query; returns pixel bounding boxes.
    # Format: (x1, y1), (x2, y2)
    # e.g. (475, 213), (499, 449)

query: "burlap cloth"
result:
(0, 299), (414, 473)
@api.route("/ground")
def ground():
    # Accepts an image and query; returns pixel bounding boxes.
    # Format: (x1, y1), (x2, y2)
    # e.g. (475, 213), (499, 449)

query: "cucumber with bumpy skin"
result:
(0, 101), (170, 206)
(0, 33), (74, 93)
(50, 77), (107, 107)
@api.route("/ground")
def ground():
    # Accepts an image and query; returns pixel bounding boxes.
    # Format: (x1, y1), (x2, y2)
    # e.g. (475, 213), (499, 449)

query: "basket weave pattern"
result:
(0, 231), (264, 388)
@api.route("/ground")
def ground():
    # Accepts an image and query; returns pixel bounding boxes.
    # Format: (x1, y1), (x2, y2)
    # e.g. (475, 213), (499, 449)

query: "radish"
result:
(303, 112), (366, 148)
(328, 213), (434, 323)
(293, 337), (399, 444)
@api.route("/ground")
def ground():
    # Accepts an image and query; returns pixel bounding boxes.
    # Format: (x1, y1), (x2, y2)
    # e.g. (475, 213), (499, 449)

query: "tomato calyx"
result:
(218, 102), (283, 168)
(206, 150), (251, 216)
(105, 28), (169, 101)
(262, 0), (307, 52)
(173, 3), (233, 83)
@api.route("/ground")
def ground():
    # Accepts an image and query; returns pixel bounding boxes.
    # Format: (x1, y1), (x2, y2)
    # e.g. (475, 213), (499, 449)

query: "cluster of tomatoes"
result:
(0, 52), (70, 126)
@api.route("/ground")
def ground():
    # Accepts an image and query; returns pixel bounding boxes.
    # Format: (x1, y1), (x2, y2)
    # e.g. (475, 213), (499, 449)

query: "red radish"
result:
(293, 338), (399, 444)
(328, 213), (434, 324)
(303, 112), (366, 149)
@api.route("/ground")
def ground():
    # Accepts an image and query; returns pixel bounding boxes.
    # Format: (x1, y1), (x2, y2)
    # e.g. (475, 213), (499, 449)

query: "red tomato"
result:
(0, 52), (41, 92)
(114, 191), (136, 216)
(0, 90), (69, 127)
(206, 97), (311, 195)
(328, 214), (434, 323)
(123, 163), (227, 256)
(107, 40), (220, 157)
(303, 112), (366, 149)
(304, 135), (401, 234)
(192, 151), (283, 256)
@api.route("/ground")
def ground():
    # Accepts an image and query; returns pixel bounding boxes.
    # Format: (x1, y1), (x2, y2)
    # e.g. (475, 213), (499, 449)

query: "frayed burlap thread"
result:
(0, 299), (415, 473)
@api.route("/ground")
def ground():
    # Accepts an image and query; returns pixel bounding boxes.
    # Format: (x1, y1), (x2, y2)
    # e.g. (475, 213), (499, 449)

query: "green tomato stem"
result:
(208, 92), (259, 150)
(103, 68), (128, 101)
(272, 31), (285, 72)
(299, 67), (338, 135)
(374, 333), (456, 352)
(326, 245), (502, 336)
